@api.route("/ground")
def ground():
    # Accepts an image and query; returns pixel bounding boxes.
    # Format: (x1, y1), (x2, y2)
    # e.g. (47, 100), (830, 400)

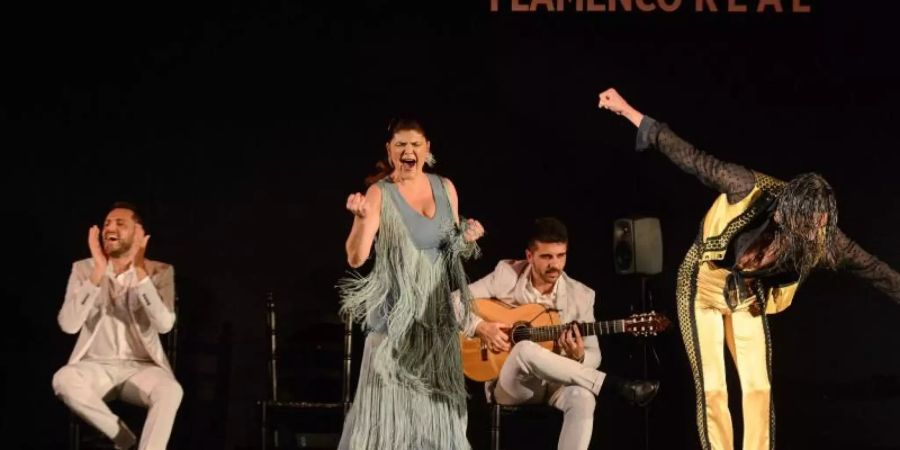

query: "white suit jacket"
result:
(58, 258), (176, 373)
(454, 259), (601, 369)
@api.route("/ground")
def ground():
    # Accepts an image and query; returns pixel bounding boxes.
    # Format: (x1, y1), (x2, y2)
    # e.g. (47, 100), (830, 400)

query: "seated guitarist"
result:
(453, 217), (659, 450)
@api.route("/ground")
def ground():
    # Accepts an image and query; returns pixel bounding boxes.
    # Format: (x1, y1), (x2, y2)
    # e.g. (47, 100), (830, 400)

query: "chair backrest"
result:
(163, 297), (179, 372)
(264, 292), (354, 415)
(341, 314), (353, 415)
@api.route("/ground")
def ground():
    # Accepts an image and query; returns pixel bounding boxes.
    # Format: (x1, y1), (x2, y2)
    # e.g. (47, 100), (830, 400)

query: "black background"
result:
(3, 1), (900, 449)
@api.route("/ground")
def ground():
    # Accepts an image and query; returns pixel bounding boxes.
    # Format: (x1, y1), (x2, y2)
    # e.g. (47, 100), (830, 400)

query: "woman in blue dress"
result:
(339, 118), (485, 450)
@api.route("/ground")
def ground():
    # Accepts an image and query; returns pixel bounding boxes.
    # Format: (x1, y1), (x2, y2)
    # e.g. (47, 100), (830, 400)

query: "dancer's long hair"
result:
(771, 173), (840, 277)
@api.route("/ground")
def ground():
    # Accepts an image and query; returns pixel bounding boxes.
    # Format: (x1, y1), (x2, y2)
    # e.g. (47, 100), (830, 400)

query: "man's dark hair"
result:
(527, 217), (568, 249)
(109, 201), (144, 228)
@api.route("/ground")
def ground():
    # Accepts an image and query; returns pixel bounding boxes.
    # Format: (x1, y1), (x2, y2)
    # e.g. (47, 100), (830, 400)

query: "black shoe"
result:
(621, 380), (660, 407)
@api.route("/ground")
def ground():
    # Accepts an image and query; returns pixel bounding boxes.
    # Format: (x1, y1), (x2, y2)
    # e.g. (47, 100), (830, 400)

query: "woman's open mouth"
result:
(400, 156), (417, 170)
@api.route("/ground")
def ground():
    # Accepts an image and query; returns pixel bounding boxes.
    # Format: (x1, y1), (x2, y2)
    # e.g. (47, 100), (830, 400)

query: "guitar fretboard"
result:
(513, 320), (627, 343)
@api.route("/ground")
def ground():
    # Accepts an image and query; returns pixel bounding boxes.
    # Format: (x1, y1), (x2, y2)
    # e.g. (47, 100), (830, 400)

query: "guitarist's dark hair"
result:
(527, 217), (568, 249)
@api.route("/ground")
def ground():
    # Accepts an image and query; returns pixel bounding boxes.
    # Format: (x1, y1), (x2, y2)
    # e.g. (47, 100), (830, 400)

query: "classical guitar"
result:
(460, 298), (670, 382)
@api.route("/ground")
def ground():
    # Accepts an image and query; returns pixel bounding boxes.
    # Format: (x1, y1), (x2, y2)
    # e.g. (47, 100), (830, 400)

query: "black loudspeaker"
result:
(613, 217), (663, 275)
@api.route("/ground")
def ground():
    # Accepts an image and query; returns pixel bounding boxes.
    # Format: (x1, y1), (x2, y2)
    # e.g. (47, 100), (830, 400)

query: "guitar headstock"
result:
(624, 311), (671, 337)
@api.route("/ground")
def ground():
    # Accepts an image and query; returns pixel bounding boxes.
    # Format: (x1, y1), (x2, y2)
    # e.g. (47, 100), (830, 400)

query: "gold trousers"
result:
(676, 259), (776, 450)
(692, 299), (773, 450)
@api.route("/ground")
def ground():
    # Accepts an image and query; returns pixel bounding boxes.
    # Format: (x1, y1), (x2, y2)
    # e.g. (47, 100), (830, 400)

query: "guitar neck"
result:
(525, 320), (626, 343)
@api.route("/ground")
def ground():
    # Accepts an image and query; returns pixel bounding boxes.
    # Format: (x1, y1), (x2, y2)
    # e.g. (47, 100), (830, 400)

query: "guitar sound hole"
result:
(509, 324), (529, 345)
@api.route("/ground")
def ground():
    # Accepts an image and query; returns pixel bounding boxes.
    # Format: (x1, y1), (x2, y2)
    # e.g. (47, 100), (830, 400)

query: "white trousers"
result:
(493, 341), (606, 450)
(52, 360), (183, 450)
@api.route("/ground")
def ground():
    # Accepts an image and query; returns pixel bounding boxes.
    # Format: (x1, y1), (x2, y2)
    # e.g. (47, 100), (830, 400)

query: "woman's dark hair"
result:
(364, 118), (429, 186)
(772, 172), (839, 276)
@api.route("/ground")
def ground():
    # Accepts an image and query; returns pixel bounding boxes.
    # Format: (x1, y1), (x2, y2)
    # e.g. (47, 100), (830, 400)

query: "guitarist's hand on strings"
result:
(558, 323), (585, 363)
(475, 321), (511, 353)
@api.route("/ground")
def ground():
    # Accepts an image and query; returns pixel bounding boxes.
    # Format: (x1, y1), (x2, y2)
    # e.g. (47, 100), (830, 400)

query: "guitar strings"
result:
(509, 318), (662, 341)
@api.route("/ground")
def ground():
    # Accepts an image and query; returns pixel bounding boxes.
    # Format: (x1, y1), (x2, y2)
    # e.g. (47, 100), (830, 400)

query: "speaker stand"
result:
(638, 276), (661, 450)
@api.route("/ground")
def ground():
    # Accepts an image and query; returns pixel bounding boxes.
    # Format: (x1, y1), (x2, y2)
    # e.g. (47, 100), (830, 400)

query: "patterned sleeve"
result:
(637, 116), (756, 203)
(834, 229), (900, 303)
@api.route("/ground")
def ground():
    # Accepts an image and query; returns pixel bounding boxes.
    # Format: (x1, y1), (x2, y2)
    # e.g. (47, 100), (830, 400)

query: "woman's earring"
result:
(425, 153), (437, 168)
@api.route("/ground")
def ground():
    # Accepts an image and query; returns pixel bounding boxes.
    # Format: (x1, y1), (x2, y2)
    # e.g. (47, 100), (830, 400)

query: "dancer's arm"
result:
(834, 229), (900, 302)
(599, 88), (756, 203)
